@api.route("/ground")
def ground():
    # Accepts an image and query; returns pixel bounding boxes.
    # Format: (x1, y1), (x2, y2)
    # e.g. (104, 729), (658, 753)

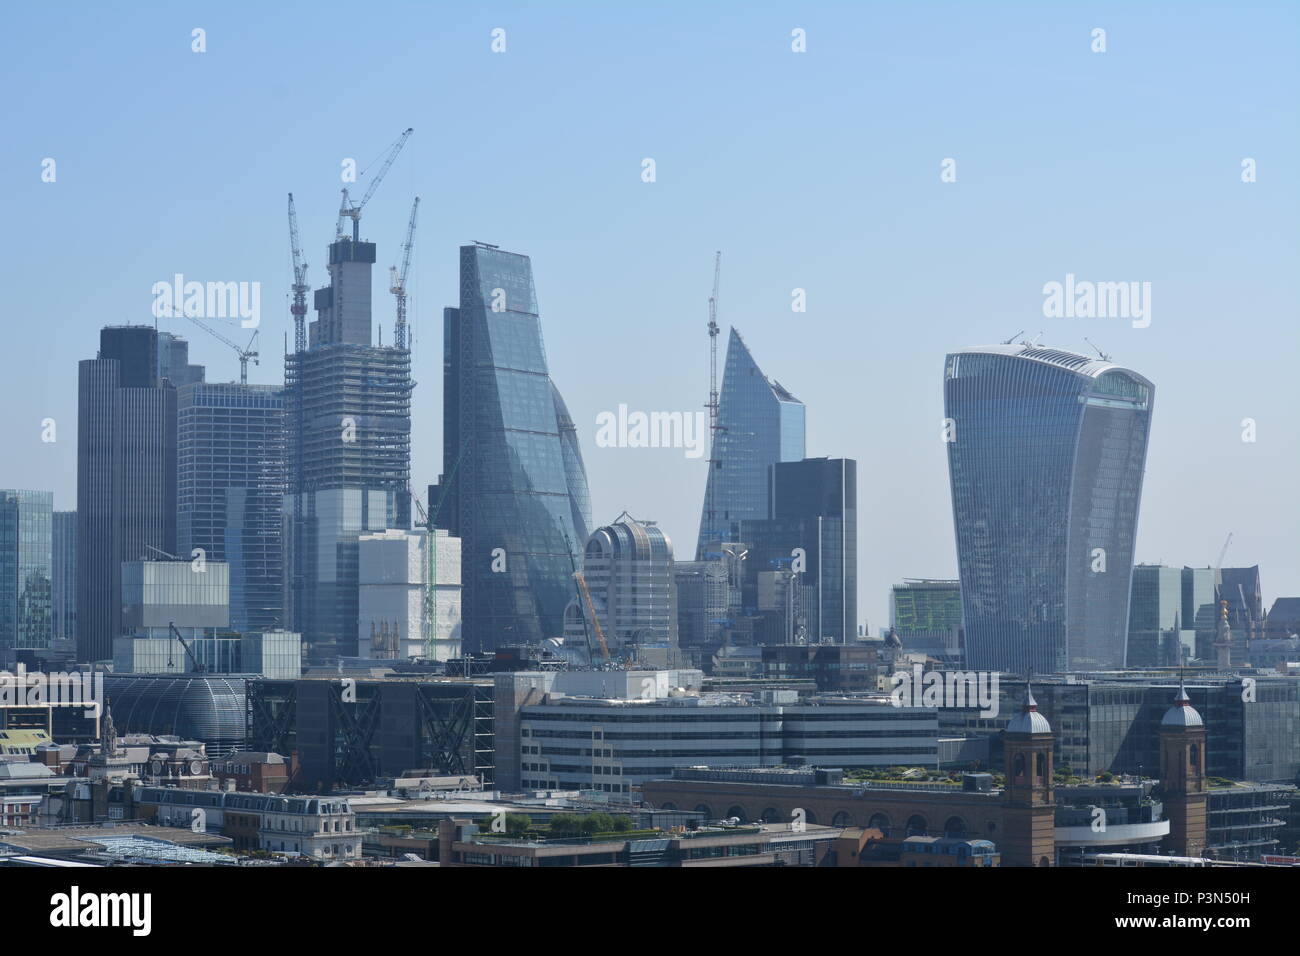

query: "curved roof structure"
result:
(1006, 685), (1053, 735)
(104, 675), (247, 757)
(1161, 682), (1205, 729)
(947, 343), (1154, 389)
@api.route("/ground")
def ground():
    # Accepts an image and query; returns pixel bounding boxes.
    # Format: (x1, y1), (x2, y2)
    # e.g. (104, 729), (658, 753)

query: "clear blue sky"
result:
(4, 1), (1297, 631)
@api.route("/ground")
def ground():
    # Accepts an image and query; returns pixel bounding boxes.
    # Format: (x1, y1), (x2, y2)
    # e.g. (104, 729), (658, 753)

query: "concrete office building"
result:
(562, 515), (678, 660)
(505, 671), (936, 792)
(358, 528), (462, 661)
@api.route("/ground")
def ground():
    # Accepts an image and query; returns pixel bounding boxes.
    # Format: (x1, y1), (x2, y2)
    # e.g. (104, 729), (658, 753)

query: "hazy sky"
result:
(4, 1), (1297, 631)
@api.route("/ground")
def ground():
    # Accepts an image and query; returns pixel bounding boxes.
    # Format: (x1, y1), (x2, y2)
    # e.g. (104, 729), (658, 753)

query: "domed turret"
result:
(1006, 683), (1052, 735)
(1161, 680), (1203, 728)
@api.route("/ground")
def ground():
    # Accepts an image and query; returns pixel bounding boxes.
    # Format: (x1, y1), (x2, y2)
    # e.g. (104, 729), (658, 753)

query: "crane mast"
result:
(703, 251), (722, 552)
(389, 196), (420, 350)
(337, 127), (414, 240)
(287, 193), (309, 353)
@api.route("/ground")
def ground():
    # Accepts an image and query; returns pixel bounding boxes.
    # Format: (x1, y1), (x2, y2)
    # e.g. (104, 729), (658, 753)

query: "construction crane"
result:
(167, 622), (205, 673)
(287, 193), (309, 353)
(701, 251), (722, 556)
(179, 311), (259, 384)
(1214, 532), (1233, 570)
(389, 196), (420, 350)
(573, 568), (611, 663)
(337, 127), (414, 241)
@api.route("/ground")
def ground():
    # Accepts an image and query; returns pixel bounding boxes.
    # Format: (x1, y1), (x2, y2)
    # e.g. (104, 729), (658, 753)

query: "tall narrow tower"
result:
(1000, 683), (1056, 866)
(284, 228), (412, 661)
(1158, 680), (1207, 857)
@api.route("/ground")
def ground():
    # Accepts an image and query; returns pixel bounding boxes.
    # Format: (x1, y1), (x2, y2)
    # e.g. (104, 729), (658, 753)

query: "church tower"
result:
(1000, 683), (1055, 866)
(1158, 680), (1207, 857)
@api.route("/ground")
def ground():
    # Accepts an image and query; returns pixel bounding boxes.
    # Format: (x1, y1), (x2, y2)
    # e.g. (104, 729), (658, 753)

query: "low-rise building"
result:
(135, 787), (360, 861)
(436, 817), (840, 867)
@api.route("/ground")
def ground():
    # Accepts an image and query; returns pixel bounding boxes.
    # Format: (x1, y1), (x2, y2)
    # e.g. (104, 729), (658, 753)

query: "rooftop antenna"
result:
(1001, 330), (1024, 345)
(1024, 331), (1044, 347)
(1083, 337), (1112, 362)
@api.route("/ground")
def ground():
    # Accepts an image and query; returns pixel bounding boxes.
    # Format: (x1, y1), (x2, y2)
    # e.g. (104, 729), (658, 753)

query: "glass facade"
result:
(439, 244), (592, 651)
(944, 346), (1153, 674)
(890, 579), (963, 660)
(121, 559), (230, 629)
(737, 458), (856, 644)
(0, 490), (53, 662)
(697, 328), (805, 559)
(78, 326), (179, 663)
(1127, 565), (1188, 666)
(52, 511), (76, 646)
(178, 383), (285, 635)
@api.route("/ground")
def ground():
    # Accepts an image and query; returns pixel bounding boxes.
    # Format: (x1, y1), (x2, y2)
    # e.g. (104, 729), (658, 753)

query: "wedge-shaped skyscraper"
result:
(696, 328), (805, 559)
(944, 345), (1154, 673)
(435, 244), (591, 652)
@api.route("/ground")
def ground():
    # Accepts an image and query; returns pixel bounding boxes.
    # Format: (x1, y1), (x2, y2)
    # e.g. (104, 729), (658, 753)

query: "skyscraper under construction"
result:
(284, 229), (412, 661)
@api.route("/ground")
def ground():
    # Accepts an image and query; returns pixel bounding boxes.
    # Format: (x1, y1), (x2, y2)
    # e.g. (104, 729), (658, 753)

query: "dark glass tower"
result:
(944, 345), (1154, 674)
(284, 235), (411, 661)
(436, 243), (591, 652)
(178, 382), (286, 634)
(77, 326), (180, 663)
(697, 328), (805, 559)
(52, 510), (76, 652)
(739, 457), (857, 644)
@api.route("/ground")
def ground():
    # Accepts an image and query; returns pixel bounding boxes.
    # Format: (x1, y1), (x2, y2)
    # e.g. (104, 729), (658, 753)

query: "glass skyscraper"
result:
(944, 344), (1154, 674)
(178, 382), (286, 634)
(697, 327), (805, 559)
(52, 510), (76, 651)
(0, 489), (53, 665)
(435, 243), (592, 652)
(78, 326), (181, 663)
(739, 457), (857, 644)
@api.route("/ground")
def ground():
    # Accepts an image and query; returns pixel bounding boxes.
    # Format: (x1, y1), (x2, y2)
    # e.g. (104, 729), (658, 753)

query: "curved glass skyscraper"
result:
(437, 244), (592, 652)
(944, 345), (1154, 674)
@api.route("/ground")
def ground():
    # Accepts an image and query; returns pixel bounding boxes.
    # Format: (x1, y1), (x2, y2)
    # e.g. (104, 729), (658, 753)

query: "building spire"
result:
(101, 703), (118, 758)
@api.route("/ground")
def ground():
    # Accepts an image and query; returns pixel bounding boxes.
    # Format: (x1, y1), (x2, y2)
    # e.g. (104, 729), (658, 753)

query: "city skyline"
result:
(5, 1), (1296, 633)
